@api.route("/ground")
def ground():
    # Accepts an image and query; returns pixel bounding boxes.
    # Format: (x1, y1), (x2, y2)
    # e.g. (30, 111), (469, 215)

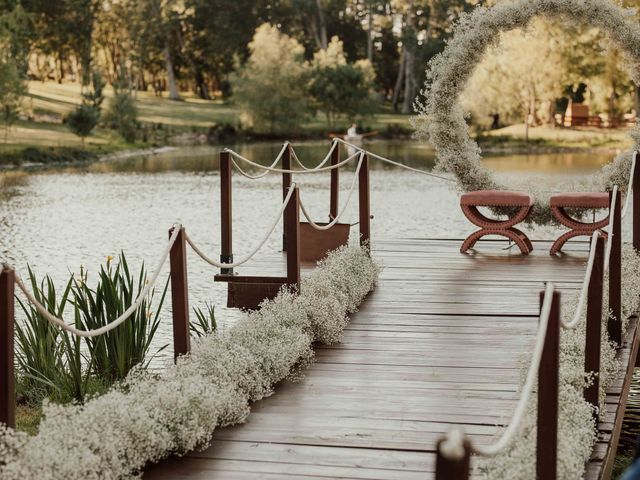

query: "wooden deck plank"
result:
(144, 238), (633, 479)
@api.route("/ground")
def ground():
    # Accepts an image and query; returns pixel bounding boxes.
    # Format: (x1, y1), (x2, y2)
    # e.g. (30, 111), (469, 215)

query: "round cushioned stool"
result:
(549, 192), (609, 254)
(460, 190), (535, 254)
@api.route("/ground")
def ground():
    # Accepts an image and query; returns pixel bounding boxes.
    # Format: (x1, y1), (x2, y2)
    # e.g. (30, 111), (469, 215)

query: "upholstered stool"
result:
(460, 190), (535, 254)
(549, 192), (609, 254)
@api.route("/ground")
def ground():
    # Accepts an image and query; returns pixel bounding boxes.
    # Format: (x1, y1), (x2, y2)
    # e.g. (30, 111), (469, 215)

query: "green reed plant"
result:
(190, 303), (217, 338)
(14, 268), (96, 404)
(72, 253), (168, 382)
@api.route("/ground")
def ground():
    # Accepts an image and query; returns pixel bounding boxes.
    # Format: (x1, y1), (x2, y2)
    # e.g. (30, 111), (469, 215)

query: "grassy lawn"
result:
(0, 81), (630, 158)
(482, 123), (634, 149)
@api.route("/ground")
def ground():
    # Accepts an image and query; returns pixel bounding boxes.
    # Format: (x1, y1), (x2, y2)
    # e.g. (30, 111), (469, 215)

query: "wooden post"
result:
(608, 188), (622, 346)
(330, 142), (340, 220)
(0, 266), (15, 428)
(633, 151), (640, 251)
(220, 151), (233, 275)
(169, 227), (190, 361)
(435, 435), (471, 480)
(282, 144), (292, 252)
(537, 289), (560, 480)
(285, 185), (301, 290)
(358, 154), (371, 247)
(584, 235), (605, 416)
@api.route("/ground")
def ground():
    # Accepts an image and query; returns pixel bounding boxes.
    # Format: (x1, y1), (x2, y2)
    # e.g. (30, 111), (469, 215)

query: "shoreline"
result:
(0, 140), (628, 173)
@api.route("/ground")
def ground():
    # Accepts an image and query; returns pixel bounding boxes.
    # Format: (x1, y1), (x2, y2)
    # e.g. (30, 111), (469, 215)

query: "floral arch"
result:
(414, 0), (640, 224)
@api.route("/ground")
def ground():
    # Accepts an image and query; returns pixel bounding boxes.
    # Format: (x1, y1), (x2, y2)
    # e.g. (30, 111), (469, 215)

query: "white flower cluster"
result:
(414, 0), (640, 224)
(0, 245), (379, 480)
(478, 244), (640, 479)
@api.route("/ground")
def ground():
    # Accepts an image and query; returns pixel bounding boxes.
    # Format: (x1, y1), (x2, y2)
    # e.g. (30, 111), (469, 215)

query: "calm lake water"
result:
(0, 140), (626, 360)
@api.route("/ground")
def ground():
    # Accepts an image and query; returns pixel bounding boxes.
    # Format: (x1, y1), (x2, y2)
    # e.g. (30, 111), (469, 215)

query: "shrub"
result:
(104, 91), (138, 143)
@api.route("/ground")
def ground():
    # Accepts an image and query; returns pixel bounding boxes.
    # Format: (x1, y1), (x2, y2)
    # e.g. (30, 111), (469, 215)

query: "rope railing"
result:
(224, 147), (358, 175)
(225, 139), (455, 182)
(604, 184), (619, 272)
(299, 153), (364, 231)
(291, 140), (338, 171)
(229, 142), (290, 180)
(470, 282), (556, 457)
(621, 151), (637, 220)
(186, 183), (298, 268)
(4, 226), (182, 338)
(333, 138), (456, 182)
(560, 230), (600, 330)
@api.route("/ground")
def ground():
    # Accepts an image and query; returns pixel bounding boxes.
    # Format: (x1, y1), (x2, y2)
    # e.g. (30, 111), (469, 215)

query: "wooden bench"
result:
(460, 190), (535, 254)
(549, 192), (609, 254)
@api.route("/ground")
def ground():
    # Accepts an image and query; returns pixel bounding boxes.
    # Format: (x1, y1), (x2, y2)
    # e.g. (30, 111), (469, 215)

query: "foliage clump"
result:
(231, 23), (310, 134)
(307, 37), (376, 128)
(66, 72), (105, 144)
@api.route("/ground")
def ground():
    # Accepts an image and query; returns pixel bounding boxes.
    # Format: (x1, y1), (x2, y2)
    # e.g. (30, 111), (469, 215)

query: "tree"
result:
(308, 37), (376, 127)
(66, 71), (105, 143)
(232, 23), (310, 133)
(104, 67), (139, 142)
(0, 4), (28, 141)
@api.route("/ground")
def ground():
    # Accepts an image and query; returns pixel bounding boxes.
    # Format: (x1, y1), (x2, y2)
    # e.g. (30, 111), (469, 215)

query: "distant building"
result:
(563, 103), (589, 127)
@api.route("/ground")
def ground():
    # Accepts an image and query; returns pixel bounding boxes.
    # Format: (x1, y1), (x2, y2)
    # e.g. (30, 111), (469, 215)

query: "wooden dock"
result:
(145, 238), (638, 479)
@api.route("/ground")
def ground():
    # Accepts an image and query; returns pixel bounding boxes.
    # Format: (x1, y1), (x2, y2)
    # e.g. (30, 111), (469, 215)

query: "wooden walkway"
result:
(146, 238), (638, 479)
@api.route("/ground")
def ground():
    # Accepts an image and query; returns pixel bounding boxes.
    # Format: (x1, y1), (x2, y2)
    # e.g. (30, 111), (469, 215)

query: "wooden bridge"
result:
(146, 237), (638, 479)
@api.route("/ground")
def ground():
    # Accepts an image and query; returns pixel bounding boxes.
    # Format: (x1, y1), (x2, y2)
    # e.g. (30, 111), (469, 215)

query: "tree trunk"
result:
(392, 50), (405, 112)
(164, 46), (181, 101)
(401, 0), (415, 114)
(401, 49), (414, 114)
(367, 6), (373, 62)
(315, 0), (328, 49)
(195, 69), (211, 100)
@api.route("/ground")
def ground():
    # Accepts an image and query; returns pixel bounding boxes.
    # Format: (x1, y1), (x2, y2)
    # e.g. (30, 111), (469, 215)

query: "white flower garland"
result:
(478, 244), (640, 479)
(414, 0), (640, 224)
(0, 245), (379, 480)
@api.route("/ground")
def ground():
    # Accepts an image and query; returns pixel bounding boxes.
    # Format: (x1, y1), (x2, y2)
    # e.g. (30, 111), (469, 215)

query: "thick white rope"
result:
(299, 154), (364, 230)
(225, 147), (359, 174)
(621, 151), (637, 220)
(560, 230), (599, 330)
(230, 142), (290, 179)
(9, 226), (181, 338)
(334, 138), (456, 182)
(440, 428), (467, 460)
(291, 140), (338, 171)
(604, 184), (618, 273)
(473, 282), (555, 457)
(185, 184), (297, 268)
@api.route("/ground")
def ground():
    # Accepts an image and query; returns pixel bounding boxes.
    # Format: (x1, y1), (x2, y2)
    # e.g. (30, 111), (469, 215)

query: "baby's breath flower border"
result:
(478, 245), (640, 479)
(414, 0), (640, 224)
(0, 245), (379, 480)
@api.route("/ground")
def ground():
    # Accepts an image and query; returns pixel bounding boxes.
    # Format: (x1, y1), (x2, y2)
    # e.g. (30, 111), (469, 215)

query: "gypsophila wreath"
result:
(413, 0), (640, 224)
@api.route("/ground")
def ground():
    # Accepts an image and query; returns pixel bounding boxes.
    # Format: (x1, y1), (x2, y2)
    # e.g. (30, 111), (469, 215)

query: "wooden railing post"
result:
(435, 433), (471, 480)
(608, 188), (622, 346)
(537, 289), (560, 480)
(282, 144), (292, 252)
(169, 226), (190, 361)
(633, 151), (640, 251)
(220, 151), (233, 275)
(330, 142), (340, 221)
(0, 266), (15, 428)
(584, 235), (605, 416)
(358, 153), (371, 247)
(285, 185), (301, 290)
